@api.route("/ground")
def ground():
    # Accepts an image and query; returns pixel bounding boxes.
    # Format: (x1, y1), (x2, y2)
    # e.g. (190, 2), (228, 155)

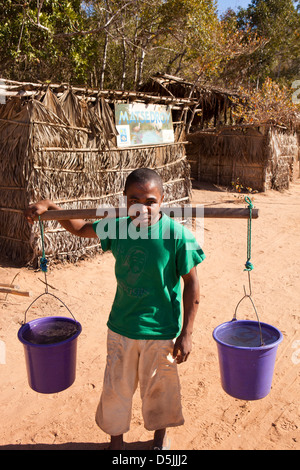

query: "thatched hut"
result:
(142, 74), (299, 192)
(186, 127), (299, 192)
(0, 79), (194, 265)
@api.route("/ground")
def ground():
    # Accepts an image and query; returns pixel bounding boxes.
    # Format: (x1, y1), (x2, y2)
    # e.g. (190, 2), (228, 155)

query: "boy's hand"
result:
(24, 199), (97, 238)
(24, 200), (52, 224)
(173, 331), (192, 364)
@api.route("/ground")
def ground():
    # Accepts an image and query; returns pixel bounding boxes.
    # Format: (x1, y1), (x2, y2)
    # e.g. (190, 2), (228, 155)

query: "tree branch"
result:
(54, 1), (135, 38)
(34, 0), (50, 31)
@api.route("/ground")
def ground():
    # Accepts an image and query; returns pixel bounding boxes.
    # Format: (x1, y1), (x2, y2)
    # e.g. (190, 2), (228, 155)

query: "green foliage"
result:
(0, 0), (89, 82)
(0, 0), (299, 92)
(231, 77), (299, 129)
(236, 0), (300, 86)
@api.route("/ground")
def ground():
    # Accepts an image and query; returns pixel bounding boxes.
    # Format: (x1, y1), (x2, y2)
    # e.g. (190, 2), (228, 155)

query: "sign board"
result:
(115, 103), (174, 147)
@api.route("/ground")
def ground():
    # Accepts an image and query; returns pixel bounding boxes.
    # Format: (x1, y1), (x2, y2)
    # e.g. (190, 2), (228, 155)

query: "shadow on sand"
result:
(0, 440), (154, 451)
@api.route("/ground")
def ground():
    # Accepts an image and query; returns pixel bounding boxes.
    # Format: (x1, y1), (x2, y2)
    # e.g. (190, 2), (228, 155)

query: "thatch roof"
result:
(140, 73), (300, 133)
(0, 77), (197, 107)
(140, 73), (240, 132)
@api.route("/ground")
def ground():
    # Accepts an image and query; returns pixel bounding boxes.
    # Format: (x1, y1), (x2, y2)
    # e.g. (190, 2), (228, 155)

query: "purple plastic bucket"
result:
(213, 320), (283, 400)
(18, 316), (82, 394)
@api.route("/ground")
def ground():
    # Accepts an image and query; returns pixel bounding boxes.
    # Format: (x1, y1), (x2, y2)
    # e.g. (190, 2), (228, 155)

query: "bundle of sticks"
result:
(0, 283), (31, 297)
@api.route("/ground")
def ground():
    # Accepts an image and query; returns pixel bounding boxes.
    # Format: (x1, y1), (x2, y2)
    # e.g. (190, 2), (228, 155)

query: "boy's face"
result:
(124, 180), (164, 227)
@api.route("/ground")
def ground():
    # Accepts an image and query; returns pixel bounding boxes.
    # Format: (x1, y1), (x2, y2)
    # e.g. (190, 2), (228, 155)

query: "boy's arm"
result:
(24, 199), (98, 239)
(173, 266), (200, 364)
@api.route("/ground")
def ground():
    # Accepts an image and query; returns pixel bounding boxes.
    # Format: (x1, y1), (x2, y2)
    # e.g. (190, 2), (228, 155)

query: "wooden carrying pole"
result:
(39, 206), (259, 221)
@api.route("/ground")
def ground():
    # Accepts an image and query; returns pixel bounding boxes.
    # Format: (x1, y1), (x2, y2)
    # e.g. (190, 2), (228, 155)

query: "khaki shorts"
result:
(95, 329), (184, 436)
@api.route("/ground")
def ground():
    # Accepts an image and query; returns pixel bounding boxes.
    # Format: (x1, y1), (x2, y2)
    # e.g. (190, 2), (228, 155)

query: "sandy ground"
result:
(0, 180), (299, 451)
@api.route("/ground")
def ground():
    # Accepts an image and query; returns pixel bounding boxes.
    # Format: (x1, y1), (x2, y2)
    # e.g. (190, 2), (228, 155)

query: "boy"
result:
(25, 168), (205, 450)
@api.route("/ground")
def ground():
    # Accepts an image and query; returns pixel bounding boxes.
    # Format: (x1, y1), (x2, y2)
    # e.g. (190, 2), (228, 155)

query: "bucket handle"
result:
(232, 271), (264, 346)
(23, 217), (77, 325)
(23, 292), (76, 325)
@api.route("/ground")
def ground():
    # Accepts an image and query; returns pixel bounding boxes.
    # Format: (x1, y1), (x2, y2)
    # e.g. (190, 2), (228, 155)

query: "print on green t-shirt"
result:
(93, 214), (205, 340)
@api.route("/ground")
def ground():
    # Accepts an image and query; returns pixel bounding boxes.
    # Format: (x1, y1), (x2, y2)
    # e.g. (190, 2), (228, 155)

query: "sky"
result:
(216, 0), (251, 16)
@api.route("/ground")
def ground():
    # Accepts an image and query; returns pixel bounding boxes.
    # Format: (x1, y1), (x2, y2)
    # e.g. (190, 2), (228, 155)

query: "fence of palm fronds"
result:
(0, 81), (193, 265)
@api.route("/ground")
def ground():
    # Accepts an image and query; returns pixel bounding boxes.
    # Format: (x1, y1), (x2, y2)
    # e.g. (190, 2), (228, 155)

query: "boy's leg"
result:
(139, 339), (184, 435)
(153, 428), (168, 449)
(110, 434), (125, 450)
(95, 330), (139, 442)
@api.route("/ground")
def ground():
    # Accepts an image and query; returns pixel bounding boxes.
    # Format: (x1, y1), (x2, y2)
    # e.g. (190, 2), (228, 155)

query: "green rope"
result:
(234, 196), (264, 345)
(244, 196), (254, 271)
(38, 216), (48, 273)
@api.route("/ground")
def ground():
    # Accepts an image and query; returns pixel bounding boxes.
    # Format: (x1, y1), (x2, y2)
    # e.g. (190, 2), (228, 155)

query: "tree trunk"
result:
(100, 31), (109, 89)
(121, 37), (127, 90)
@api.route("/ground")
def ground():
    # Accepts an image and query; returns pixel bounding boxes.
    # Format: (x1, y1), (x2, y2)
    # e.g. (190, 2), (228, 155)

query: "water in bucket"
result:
(215, 321), (280, 348)
(22, 318), (79, 345)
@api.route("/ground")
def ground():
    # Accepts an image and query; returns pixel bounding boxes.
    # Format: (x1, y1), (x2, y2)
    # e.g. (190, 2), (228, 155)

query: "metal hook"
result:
(233, 271), (265, 346)
(243, 270), (252, 297)
(23, 291), (76, 325)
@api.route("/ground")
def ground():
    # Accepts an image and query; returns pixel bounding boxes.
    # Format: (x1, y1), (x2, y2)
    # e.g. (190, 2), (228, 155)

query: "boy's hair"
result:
(124, 168), (164, 195)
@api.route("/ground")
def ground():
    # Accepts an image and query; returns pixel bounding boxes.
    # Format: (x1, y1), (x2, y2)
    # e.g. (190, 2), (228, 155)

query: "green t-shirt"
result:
(93, 214), (205, 340)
